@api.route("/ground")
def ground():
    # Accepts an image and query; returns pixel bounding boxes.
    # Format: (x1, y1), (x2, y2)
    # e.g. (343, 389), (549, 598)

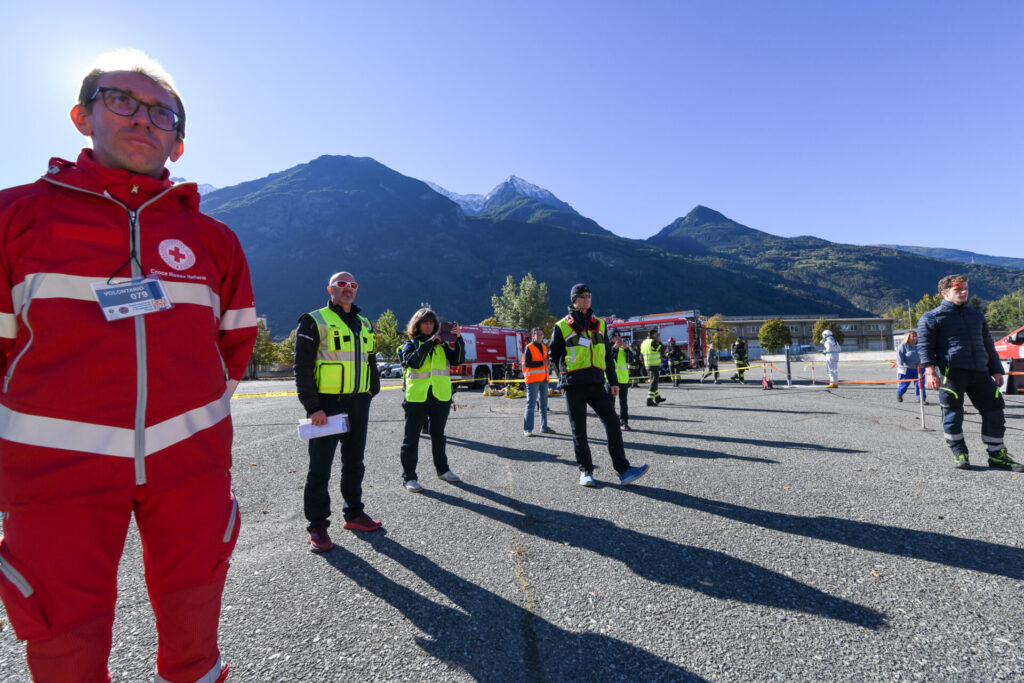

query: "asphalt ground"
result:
(2, 360), (1023, 681)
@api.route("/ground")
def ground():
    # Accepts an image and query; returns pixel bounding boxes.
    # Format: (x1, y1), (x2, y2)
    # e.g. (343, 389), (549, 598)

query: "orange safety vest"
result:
(522, 343), (549, 384)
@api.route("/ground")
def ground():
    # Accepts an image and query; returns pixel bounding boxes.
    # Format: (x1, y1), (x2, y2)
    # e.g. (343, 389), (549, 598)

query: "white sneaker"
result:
(579, 471), (596, 487)
(437, 470), (461, 483)
(404, 479), (424, 492)
(524, 430), (533, 437)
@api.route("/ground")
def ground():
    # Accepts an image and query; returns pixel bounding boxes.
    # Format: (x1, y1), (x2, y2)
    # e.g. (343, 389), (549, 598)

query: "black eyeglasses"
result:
(89, 87), (183, 133)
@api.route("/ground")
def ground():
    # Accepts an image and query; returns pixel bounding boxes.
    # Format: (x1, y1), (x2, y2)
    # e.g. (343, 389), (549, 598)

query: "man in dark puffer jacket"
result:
(917, 274), (1021, 472)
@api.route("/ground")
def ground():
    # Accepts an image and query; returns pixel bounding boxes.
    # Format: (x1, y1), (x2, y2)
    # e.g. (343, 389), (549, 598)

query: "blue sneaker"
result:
(619, 464), (649, 486)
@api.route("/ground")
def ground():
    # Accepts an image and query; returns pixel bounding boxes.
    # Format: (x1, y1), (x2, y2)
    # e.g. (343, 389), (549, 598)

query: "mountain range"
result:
(199, 155), (1024, 337)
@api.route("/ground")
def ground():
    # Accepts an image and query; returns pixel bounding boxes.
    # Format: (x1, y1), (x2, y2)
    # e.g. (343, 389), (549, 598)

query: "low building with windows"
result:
(715, 315), (895, 358)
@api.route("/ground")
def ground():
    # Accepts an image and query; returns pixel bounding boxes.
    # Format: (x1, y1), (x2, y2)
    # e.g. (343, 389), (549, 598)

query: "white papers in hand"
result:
(298, 413), (349, 440)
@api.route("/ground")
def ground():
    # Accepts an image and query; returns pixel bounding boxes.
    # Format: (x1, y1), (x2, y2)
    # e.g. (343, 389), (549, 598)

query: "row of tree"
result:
(251, 277), (1024, 371)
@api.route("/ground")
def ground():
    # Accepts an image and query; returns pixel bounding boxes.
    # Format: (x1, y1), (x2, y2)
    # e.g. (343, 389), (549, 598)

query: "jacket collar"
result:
(43, 149), (198, 211)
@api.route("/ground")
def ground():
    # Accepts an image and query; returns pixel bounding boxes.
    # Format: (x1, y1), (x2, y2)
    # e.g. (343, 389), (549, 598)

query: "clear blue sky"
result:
(2, 1), (1021, 256)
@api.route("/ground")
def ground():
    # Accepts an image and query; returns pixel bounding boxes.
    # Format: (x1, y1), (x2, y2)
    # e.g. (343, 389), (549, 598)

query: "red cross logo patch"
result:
(158, 239), (196, 271)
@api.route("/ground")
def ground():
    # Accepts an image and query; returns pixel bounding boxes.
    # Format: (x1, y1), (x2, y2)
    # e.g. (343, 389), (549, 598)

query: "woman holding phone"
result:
(398, 308), (465, 491)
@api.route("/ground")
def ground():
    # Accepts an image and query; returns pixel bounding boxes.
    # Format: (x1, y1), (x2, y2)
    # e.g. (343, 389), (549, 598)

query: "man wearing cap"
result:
(550, 284), (649, 487)
(0, 50), (255, 682)
(294, 271), (382, 553)
(522, 326), (555, 436)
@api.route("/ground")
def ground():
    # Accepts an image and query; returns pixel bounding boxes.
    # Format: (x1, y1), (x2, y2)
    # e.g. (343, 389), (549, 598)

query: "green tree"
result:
(275, 328), (297, 364)
(374, 310), (404, 361)
(478, 316), (501, 326)
(812, 318), (845, 346)
(758, 317), (792, 354)
(914, 293), (942, 320)
(986, 289), (1024, 331)
(705, 313), (736, 350)
(491, 273), (551, 330)
(251, 320), (277, 365)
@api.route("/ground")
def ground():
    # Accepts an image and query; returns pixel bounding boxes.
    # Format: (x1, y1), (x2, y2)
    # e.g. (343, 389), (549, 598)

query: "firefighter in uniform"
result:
(611, 331), (633, 430)
(665, 337), (687, 387)
(549, 284), (649, 487)
(0, 51), (256, 682)
(641, 330), (667, 406)
(628, 339), (643, 386)
(522, 326), (555, 436)
(731, 336), (749, 383)
(295, 271), (382, 553)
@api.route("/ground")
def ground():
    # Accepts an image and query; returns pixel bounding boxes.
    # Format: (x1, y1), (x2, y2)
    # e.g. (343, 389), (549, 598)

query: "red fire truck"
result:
(607, 311), (707, 371)
(440, 323), (529, 388)
(994, 325), (1024, 394)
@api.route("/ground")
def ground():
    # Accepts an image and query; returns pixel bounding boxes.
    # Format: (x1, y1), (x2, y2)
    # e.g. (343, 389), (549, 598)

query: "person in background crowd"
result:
(628, 339), (643, 387)
(917, 274), (1021, 472)
(731, 336), (749, 383)
(822, 330), (841, 389)
(701, 343), (720, 383)
(398, 308), (465, 491)
(895, 330), (926, 404)
(550, 284), (649, 487)
(0, 49), (256, 682)
(641, 329), (667, 406)
(294, 271), (382, 554)
(610, 331), (633, 430)
(523, 326), (556, 436)
(665, 336), (686, 387)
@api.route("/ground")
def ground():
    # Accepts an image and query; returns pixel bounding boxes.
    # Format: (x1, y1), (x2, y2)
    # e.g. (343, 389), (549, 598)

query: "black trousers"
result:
(613, 384), (629, 424)
(647, 367), (661, 396)
(702, 363), (719, 381)
(304, 393), (371, 529)
(565, 383), (631, 475)
(400, 394), (451, 481)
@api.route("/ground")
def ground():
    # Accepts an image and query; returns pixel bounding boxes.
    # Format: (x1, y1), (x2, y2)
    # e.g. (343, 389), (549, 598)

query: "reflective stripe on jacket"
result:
(309, 306), (374, 394)
(613, 347), (629, 384)
(404, 340), (452, 402)
(555, 316), (607, 374)
(640, 338), (661, 369)
(523, 343), (549, 384)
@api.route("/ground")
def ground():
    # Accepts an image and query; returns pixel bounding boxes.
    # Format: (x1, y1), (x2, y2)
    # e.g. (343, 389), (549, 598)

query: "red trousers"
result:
(0, 472), (239, 682)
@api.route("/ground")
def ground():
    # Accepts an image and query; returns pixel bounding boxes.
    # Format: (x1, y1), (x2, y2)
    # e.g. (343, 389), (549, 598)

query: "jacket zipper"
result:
(36, 178), (184, 485)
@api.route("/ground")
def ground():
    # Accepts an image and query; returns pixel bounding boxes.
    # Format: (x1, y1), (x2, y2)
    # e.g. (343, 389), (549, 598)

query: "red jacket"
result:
(0, 151), (257, 509)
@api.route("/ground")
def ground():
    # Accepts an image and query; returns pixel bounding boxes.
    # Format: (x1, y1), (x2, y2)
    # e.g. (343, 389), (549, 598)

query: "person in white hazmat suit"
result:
(822, 330), (841, 388)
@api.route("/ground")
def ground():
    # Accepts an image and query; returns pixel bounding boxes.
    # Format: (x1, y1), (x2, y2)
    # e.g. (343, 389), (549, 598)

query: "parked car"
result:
(380, 362), (403, 379)
(790, 344), (820, 355)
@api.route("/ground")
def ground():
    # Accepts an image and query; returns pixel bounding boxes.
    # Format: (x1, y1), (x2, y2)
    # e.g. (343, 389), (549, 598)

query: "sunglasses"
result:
(332, 281), (358, 290)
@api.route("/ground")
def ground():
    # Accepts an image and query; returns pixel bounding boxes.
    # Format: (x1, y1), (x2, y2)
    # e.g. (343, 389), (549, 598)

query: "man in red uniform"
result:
(0, 49), (256, 682)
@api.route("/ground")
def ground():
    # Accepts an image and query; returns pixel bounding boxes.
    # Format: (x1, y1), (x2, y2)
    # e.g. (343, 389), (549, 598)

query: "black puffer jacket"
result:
(917, 300), (1001, 374)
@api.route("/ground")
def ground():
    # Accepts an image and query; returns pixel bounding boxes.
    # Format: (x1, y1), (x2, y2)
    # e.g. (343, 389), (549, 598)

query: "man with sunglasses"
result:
(294, 272), (382, 552)
(0, 50), (256, 682)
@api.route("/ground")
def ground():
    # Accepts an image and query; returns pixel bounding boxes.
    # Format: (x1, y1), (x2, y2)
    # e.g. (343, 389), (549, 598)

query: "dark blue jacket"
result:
(916, 300), (1001, 375)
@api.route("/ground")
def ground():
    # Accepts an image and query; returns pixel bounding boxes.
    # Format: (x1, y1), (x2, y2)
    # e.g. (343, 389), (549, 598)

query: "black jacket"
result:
(917, 299), (1001, 375)
(294, 302), (380, 416)
(399, 334), (465, 370)
(549, 307), (618, 387)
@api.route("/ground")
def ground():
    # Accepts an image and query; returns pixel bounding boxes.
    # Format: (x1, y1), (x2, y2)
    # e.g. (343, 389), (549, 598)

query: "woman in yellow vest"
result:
(398, 308), (465, 492)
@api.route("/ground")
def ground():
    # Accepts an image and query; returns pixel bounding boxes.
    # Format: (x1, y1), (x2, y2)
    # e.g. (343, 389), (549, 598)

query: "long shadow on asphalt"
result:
(323, 535), (701, 682)
(628, 486), (1024, 580)
(447, 436), (577, 466)
(423, 483), (886, 629)
(684, 405), (839, 415)
(632, 429), (867, 454)
(621, 441), (777, 463)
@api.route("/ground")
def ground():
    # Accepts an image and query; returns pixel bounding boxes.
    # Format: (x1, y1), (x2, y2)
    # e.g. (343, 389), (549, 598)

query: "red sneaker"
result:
(308, 525), (335, 553)
(343, 513), (382, 532)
